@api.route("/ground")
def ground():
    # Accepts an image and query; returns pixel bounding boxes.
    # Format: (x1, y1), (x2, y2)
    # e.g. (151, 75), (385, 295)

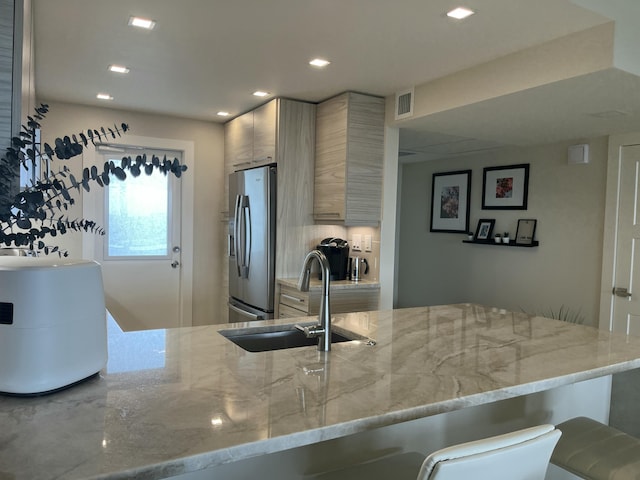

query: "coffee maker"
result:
(316, 237), (350, 280)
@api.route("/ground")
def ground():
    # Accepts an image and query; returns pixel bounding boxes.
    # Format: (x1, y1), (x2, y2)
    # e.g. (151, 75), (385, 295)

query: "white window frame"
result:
(101, 147), (181, 261)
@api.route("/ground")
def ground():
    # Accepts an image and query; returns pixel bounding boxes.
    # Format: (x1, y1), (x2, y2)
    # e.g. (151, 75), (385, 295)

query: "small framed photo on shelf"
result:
(515, 219), (537, 245)
(430, 169), (472, 233)
(474, 219), (495, 241)
(482, 163), (530, 210)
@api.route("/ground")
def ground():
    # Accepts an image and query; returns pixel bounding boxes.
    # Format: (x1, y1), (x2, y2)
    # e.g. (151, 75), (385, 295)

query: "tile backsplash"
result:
(346, 226), (380, 281)
(307, 225), (380, 281)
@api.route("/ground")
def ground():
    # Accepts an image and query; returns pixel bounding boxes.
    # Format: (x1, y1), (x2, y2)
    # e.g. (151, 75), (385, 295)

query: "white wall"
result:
(396, 137), (608, 326)
(36, 101), (225, 326)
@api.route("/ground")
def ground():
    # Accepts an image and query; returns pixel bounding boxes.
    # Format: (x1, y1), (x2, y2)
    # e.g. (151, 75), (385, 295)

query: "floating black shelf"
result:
(463, 239), (539, 248)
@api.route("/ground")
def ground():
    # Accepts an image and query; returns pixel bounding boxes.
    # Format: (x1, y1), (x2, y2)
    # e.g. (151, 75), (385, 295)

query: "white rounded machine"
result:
(0, 257), (107, 395)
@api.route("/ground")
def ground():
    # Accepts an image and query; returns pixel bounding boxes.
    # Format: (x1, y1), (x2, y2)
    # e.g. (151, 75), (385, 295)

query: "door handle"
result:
(236, 195), (250, 279)
(242, 196), (251, 278)
(234, 194), (242, 276)
(171, 261), (180, 269)
(613, 287), (632, 298)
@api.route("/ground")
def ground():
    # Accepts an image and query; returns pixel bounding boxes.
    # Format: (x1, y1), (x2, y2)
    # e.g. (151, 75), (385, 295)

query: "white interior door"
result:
(94, 146), (183, 331)
(607, 144), (640, 335)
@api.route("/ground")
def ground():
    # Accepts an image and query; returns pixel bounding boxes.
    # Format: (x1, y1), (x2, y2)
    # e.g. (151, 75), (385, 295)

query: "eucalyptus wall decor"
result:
(0, 104), (187, 255)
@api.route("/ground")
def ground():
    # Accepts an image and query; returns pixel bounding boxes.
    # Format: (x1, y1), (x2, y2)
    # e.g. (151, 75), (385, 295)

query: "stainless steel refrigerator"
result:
(228, 165), (276, 323)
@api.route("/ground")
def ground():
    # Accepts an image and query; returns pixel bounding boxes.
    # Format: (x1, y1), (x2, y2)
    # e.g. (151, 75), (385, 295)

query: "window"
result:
(102, 148), (181, 259)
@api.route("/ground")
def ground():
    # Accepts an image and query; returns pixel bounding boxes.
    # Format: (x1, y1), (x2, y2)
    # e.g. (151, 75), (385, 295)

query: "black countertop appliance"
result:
(317, 237), (350, 280)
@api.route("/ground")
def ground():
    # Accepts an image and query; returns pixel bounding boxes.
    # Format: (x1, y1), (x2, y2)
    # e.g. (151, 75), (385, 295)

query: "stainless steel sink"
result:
(219, 322), (375, 352)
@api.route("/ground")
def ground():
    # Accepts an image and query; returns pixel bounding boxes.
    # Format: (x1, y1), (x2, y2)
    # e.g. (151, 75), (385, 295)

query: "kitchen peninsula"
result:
(2, 304), (640, 480)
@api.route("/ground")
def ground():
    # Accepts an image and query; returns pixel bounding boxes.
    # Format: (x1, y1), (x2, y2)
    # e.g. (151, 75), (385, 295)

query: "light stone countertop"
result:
(2, 304), (640, 479)
(277, 277), (380, 290)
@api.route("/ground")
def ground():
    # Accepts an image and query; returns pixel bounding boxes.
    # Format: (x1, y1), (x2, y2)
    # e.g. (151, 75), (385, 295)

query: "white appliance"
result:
(0, 258), (107, 395)
(228, 165), (276, 322)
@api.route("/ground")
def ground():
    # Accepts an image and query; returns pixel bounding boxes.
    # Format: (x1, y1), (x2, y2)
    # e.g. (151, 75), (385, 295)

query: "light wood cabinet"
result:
(252, 100), (277, 166)
(314, 92), (385, 226)
(224, 100), (277, 174)
(224, 112), (253, 171)
(277, 282), (380, 319)
(279, 284), (314, 314)
(223, 113), (252, 211)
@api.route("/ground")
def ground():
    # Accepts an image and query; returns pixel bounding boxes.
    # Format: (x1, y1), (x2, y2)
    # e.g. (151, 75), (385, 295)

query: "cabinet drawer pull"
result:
(315, 212), (341, 217)
(281, 294), (305, 303)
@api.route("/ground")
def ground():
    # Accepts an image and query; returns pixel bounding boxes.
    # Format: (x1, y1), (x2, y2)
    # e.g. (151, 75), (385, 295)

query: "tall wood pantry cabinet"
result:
(314, 92), (385, 226)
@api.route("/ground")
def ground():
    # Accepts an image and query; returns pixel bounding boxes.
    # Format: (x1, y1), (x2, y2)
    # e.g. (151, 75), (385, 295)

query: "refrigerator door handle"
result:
(242, 196), (251, 278)
(235, 194), (251, 279)
(234, 194), (242, 276)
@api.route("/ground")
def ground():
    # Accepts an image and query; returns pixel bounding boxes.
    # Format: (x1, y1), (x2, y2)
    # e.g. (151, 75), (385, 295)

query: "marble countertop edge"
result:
(98, 359), (640, 480)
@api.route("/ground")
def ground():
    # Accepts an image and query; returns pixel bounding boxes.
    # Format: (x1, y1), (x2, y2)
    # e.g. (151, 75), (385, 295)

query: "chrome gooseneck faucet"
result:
(296, 249), (332, 351)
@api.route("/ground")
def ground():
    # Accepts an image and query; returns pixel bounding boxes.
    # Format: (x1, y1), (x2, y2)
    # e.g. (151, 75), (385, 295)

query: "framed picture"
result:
(474, 219), (495, 240)
(482, 163), (529, 210)
(515, 219), (537, 245)
(430, 170), (471, 233)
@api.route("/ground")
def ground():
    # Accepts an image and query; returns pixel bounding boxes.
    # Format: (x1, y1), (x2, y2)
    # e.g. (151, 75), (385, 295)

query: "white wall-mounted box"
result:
(568, 144), (589, 164)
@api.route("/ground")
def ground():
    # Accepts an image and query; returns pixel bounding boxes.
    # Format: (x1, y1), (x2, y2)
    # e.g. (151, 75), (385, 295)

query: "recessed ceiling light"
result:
(309, 58), (331, 68)
(96, 93), (113, 100)
(217, 111), (230, 117)
(128, 16), (156, 30)
(108, 65), (130, 74)
(253, 91), (270, 97)
(447, 7), (475, 19)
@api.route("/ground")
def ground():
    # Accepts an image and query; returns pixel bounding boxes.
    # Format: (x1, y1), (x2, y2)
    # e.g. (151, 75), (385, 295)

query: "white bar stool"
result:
(305, 424), (561, 480)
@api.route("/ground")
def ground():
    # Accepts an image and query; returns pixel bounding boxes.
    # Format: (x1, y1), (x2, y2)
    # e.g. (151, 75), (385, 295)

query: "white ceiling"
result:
(33, 0), (628, 157)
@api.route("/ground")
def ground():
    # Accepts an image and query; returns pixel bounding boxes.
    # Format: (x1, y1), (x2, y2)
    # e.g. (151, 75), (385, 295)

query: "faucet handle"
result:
(295, 323), (325, 338)
(297, 266), (311, 292)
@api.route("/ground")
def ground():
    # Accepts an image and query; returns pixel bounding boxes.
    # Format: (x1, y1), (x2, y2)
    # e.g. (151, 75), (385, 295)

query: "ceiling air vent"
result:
(395, 88), (414, 120)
